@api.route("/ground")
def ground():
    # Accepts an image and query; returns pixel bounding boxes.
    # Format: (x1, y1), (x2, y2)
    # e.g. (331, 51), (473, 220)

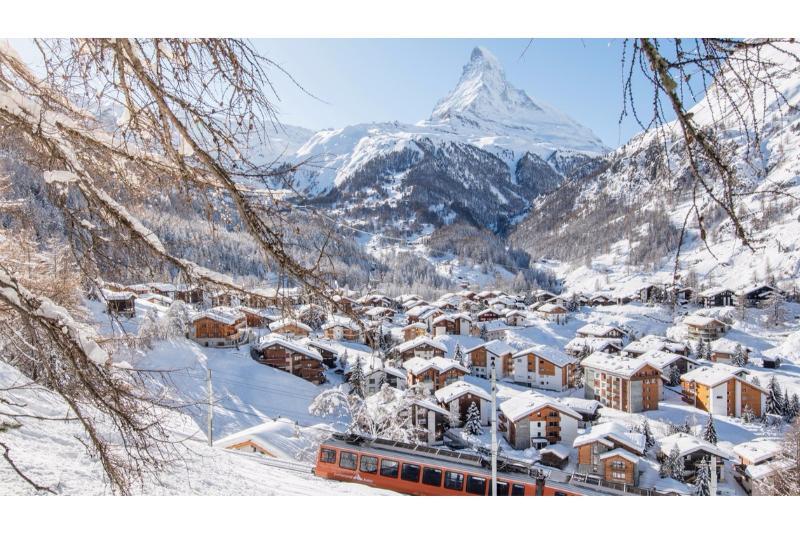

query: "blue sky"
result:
(255, 39), (677, 148)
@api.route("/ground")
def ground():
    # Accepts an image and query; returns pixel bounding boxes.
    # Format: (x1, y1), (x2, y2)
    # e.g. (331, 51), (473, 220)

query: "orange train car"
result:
(314, 434), (589, 496)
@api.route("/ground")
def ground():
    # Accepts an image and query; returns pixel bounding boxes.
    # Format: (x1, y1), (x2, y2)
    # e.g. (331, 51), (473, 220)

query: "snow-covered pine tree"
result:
(733, 344), (747, 367)
(668, 365), (682, 386)
(349, 356), (366, 398)
(742, 404), (756, 424)
(766, 290), (786, 327)
(750, 375), (761, 388)
(479, 323), (489, 341)
(668, 444), (685, 482)
(453, 343), (464, 365)
(465, 401), (483, 435)
(787, 394), (800, 423)
(766, 375), (784, 416)
(696, 338), (707, 360)
(694, 458), (712, 496)
(640, 418), (656, 451)
(678, 418), (692, 435)
(702, 414), (718, 445)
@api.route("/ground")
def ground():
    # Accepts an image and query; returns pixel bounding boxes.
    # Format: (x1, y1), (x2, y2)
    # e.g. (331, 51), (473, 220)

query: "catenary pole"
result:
(207, 366), (213, 447)
(491, 357), (498, 496)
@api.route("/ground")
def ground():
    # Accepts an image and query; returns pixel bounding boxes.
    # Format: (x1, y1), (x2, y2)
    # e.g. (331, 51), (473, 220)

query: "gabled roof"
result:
(682, 314), (726, 328)
(640, 349), (685, 370)
(736, 284), (778, 297)
(573, 422), (645, 454)
(102, 289), (136, 301)
(580, 351), (657, 378)
(559, 397), (601, 416)
(466, 339), (515, 357)
(269, 318), (312, 332)
(401, 322), (428, 331)
(411, 398), (450, 416)
(710, 337), (749, 355)
(394, 336), (447, 354)
(477, 307), (502, 317)
(732, 439), (781, 464)
(658, 432), (730, 459)
(565, 337), (621, 353)
(512, 344), (575, 367)
(193, 306), (245, 325)
(403, 356), (469, 376)
(434, 381), (490, 404)
(699, 287), (733, 298)
(680, 364), (765, 391)
(537, 302), (567, 313)
(254, 335), (322, 361)
(577, 323), (624, 337)
(499, 391), (580, 423)
(599, 448), (641, 465)
(432, 313), (471, 324)
(321, 315), (360, 331)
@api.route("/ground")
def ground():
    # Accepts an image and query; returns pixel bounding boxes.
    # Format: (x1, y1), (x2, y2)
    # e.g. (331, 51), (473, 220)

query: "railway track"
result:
(225, 448), (315, 475)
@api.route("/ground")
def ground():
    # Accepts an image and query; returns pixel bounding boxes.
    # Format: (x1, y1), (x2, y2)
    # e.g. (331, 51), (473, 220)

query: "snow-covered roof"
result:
(640, 350), (684, 370)
(269, 318), (312, 332)
(573, 422), (645, 454)
(394, 336), (447, 354)
(102, 289), (136, 301)
(148, 282), (177, 292)
(540, 443), (571, 459)
(745, 459), (790, 480)
(254, 335), (322, 361)
(513, 344), (575, 367)
(406, 304), (439, 318)
(193, 306), (245, 325)
(432, 313), (471, 324)
(657, 432), (729, 459)
(599, 448), (641, 464)
(733, 439), (781, 465)
(736, 284), (778, 296)
(499, 391), (580, 423)
(411, 398), (450, 416)
(364, 306), (393, 317)
(653, 477), (692, 495)
(559, 397), (601, 416)
(699, 287), (732, 298)
(401, 322), (428, 331)
(565, 337), (621, 353)
(680, 364), (764, 391)
(682, 314), (725, 328)
(321, 315), (360, 331)
(580, 351), (655, 378)
(465, 339), (515, 357)
(434, 381), (490, 404)
(710, 337), (749, 354)
(403, 356), (469, 376)
(577, 323), (623, 337)
(537, 302), (567, 313)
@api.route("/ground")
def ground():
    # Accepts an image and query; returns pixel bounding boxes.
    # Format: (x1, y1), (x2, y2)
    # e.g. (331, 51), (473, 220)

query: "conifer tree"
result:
(732, 344), (747, 367)
(640, 419), (656, 451)
(696, 338), (707, 360)
(787, 394), (800, 423)
(702, 414), (718, 445)
(349, 356), (366, 398)
(668, 365), (682, 386)
(742, 404), (756, 424)
(668, 444), (685, 482)
(453, 343), (464, 365)
(465, 402), (483, 435)
(766, 375), (784, 416)
(694, 458), (712, 496)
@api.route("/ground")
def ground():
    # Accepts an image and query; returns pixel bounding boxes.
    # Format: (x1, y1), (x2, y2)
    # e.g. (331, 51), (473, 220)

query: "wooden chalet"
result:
(699, 287), (735, 307)
(732, 439), (783, 495)
(251, 336), (325, 384)
(680, 365), (766, 417)
(392, 337), (447, 361)
(402, 356), (469, 393)
(683, 315), (727, 341)
(475, 308), (503, 322)
(536, 303), (567, 322)
(564, 336), (622, 357)
(321, 316), (363, 342)
(581, 352), (661, 412)
(504, 309), (527, 327)
(511, 345), (578, 392)
(465, 340), (515, 379)
(238, 306), (274, 328)
(737, 284), (781, 308)
(103, 290), (136, 317)
(269, 318), (312, 338)
(576, 323), (625, 340)
(174, 285), (203, 304)
(409, 399), (450, 445)
(498, 392), (580, 450)
(401, 322), (429, 342)
(190, 307), (247, 347)
(573, 422), (646, 485)
(434, 381), (491, 427)
(709, 338), (751, 365)
(657, 433), (729, 482)
(431, 313), (471, 336)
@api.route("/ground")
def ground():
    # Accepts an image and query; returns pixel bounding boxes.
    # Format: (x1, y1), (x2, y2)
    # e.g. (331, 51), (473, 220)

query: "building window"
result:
(359, 455), (378, 474)
(401, 463), (420, 482)
(611, 471), (626, 480)
(319, 447), (336, 464)
(379, 459), (399, 478)
(466, 475), (487, 495)
(444, 471), (464, 491)
(422, 467), (442, 487)
(339, 451), (357, 470)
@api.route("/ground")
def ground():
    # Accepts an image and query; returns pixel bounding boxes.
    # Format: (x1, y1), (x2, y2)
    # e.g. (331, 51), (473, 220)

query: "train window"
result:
(466, 475), (487, 495)
(495, 481), (509, 496)
(380, 459), (399, 478)
(554, 491), (568, 496)
(359, 455), (378, 474)
(319, 448), (336, 464)
(422, 467), (442, 487)
(339, 451), (357, 470)
(511, 484), (526, 496)
(401, 463), (421, 482)
(444, 471), (464, 491)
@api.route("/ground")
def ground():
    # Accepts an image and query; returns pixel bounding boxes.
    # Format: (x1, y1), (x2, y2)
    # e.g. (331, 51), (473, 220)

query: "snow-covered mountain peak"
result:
(427, 47), (607, 155)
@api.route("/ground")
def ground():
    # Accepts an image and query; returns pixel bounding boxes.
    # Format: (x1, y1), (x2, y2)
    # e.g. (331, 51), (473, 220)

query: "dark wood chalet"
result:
(251, 337), (325, 384)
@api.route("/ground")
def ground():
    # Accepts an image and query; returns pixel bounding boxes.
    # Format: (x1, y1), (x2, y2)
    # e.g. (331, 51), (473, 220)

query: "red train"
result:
(314, 434), (588, 496)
